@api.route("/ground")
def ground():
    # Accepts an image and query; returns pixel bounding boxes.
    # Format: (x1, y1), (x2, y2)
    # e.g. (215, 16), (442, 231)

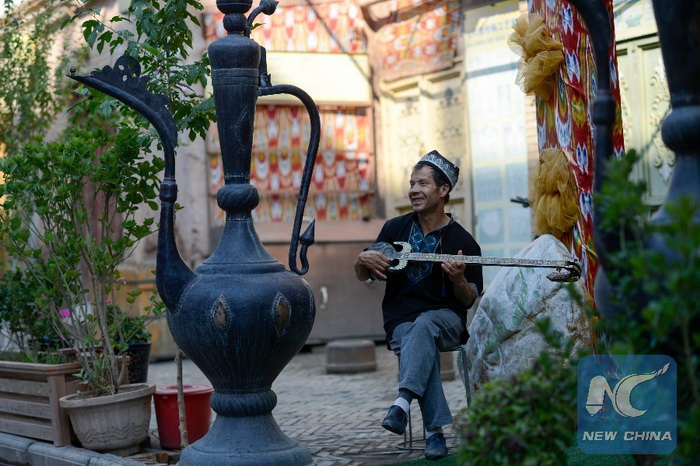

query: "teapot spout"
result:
(156, 179), (196, 310)
(68, 55), (193, 308)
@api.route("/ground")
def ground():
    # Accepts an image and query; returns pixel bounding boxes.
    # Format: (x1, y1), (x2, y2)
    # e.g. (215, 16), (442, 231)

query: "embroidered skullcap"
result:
(418, 150), (459, 191)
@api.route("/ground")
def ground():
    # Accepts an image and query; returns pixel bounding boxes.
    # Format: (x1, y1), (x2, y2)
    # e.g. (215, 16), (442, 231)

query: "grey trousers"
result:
(388, 309), (463, 431)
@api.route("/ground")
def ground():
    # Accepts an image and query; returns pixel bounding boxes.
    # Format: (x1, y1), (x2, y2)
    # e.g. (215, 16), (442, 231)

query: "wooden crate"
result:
(0, 360), (81, 446)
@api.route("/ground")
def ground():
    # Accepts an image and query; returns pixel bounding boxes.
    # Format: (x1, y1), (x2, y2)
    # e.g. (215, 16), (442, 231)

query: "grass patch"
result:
(391, 454), (457, 465)
(392, 444), (672, 465)
(566, 443), (671, 466)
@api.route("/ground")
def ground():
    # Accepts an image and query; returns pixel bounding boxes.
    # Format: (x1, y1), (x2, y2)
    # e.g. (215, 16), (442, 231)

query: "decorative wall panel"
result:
(464, 3), (531, 286)
(425, 77), (464, 163)
(379, 68), (467, 221)
(203, 2), (374, 226)
(209, 106), (373, 225)
(203, 0), (367, 54)
(613, 0), (656, 41)
(382, 85), (423, 208)
(371, 0), (461, 81)
(616, 35), (671, 207)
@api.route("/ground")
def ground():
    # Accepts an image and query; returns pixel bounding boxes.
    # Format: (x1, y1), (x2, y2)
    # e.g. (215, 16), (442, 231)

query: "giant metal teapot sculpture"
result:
(567, 0), (700, 317)
(70, 0), (319, 463)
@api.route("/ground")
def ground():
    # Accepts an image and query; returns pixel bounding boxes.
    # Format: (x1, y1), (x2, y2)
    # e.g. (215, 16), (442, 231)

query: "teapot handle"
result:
(258, 83), (321, 275)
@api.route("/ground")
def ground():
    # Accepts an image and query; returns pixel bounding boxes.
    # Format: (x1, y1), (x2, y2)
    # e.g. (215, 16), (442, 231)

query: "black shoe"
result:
(424, 433), (448, 460)
(381, 405), (408, 435)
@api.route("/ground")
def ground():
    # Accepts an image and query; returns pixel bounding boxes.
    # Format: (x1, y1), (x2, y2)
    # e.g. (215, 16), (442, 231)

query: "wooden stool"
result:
(326, 339), (377, 374)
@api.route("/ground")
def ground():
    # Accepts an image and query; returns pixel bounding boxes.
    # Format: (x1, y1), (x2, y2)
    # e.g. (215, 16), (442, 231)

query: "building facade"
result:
(2, 0), (672, 350)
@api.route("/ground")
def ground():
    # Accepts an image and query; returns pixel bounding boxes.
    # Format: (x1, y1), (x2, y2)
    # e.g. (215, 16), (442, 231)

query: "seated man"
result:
(354, 150), (482, 460)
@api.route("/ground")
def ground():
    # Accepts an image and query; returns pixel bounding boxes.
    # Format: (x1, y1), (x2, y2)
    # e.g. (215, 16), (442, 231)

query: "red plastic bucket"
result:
(154, 384), (214, 450)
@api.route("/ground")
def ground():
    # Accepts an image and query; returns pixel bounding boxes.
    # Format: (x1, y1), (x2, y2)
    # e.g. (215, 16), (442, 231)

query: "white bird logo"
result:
(585, 363), (671, 418)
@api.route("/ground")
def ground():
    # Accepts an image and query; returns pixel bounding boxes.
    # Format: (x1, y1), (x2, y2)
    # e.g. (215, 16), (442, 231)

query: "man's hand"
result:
(442, 250), (476, 307)
(354, 250), (391, 281)
(441, 250), (467, 285)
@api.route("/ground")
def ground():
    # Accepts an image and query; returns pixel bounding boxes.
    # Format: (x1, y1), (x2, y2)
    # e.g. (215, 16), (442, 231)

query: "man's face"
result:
(408, 165), (449, 214)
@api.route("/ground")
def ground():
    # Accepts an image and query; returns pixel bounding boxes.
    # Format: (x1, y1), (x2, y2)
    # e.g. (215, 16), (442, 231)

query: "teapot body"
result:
(167, 230), (315, 399)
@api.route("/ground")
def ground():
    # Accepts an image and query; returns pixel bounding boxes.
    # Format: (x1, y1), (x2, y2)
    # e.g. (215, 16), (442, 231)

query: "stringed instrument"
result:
(368, 241), (581, 282)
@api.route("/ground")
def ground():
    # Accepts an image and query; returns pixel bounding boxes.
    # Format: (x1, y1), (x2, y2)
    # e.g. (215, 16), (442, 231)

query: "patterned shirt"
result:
(405, 217), (454, 286)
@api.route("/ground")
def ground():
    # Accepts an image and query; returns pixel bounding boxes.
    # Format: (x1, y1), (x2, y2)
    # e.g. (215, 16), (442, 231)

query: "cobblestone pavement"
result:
(147, 344), (468, 465)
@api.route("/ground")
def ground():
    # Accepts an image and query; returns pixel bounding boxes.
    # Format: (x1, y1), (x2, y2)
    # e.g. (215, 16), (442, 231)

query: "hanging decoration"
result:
(529, 148), (580, 238)
(204, 0), (366, 54)
(208, 105), (373, 225)
(508, 13), (564, 100)
(202, 2), (374, 225)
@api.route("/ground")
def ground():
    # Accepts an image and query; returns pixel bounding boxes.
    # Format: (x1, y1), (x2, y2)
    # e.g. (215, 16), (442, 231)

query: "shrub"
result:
(593, 150), (699, 463)
(0, 127), (162, 395)
(0, 267), (65, 361)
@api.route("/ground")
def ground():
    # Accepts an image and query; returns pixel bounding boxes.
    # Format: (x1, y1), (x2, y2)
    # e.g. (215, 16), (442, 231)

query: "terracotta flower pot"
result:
(59, 383), (155, 456)
(154, 384), (214, 450)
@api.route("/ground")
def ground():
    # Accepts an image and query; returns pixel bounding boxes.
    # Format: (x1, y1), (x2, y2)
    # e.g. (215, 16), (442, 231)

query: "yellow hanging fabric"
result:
(508, 14), (564, 100)
(529, 148), (580, 238)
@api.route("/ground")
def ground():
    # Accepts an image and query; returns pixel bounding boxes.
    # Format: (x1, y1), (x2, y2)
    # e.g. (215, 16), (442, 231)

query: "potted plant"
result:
(0, 126), (162, 455)
(107, 300), (163, 384)
(0, 0), (215, 454)
(0, 7), (84, 447)
(0, 266), (83, 447)
(0, 267), (56, 357)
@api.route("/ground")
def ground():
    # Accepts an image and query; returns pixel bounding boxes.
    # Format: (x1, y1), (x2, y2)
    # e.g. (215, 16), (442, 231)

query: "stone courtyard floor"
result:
(144, 343), (469, 465)
(0, 343), (468, 465)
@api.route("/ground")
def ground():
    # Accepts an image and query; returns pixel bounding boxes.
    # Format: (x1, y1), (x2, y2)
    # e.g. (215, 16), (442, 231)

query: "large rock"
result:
(465, 234), (592, 392)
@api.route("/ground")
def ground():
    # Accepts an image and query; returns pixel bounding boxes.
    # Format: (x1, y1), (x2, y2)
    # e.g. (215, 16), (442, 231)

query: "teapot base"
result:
(179, 413), (312, 465)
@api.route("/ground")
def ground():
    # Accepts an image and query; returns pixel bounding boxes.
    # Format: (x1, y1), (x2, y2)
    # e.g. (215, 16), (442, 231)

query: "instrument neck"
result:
(405, 252), (454, 263)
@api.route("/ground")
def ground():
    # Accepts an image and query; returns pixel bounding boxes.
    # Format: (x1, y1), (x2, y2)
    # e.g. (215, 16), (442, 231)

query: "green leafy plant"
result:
(107, 295), (165, 349)
(0, 127), (163, 396)
(109, 306), (152, 346)
(0, 0), (75, 155)
(453, 150), (698, 464)
(0, 267), (68, 362)
(0, 268), (43, 352)
(63, 0), (215, 142)
(0, 0), (215, 398)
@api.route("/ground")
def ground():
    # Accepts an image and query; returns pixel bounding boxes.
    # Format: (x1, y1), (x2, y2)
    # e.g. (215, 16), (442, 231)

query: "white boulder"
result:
(464, 234), (592, 392)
